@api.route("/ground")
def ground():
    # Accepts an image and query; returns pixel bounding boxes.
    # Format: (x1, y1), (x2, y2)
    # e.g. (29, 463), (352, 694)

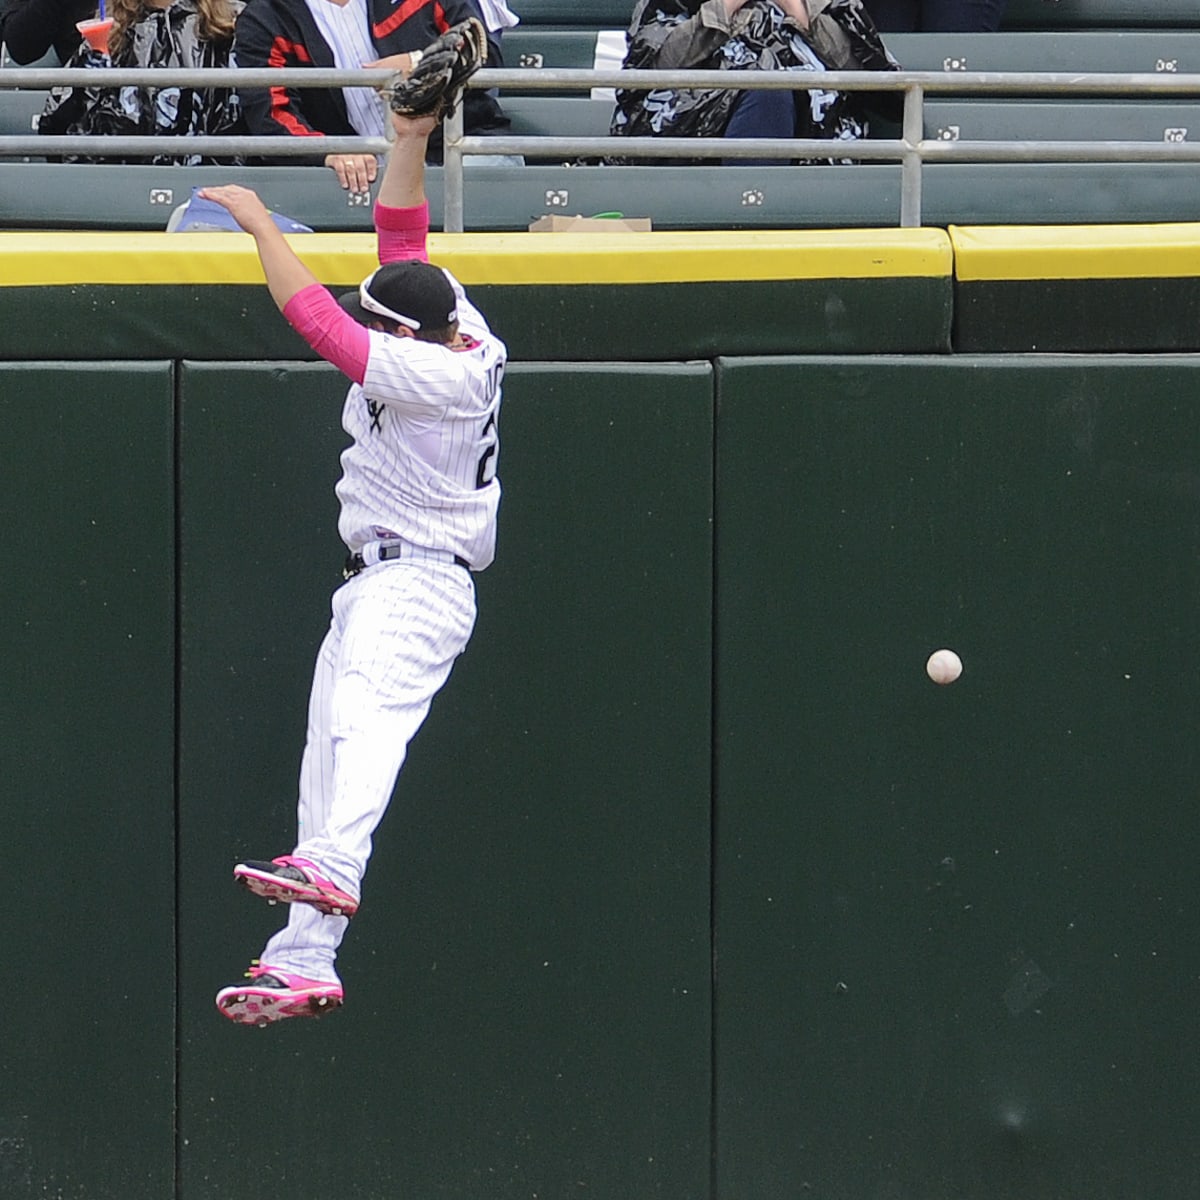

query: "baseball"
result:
(926, 648), (963, 685)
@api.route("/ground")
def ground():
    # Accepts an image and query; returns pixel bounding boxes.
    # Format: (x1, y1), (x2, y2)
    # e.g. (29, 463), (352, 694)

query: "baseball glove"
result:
(383, 17), (488, 120)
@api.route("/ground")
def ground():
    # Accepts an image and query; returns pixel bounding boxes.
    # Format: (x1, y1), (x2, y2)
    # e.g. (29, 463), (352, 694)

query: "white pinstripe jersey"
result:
(335, 269), (506, 570)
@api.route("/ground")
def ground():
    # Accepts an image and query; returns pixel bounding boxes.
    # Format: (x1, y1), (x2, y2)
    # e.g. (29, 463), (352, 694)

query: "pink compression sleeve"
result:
(282, 284), (371, 384)
(376, 201), (430, 264)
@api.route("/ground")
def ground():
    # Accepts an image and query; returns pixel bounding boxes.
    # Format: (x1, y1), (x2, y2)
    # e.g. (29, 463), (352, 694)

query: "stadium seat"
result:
(0, 87), (47, 160)
(922, 100), (1200, 145)
(498, 93), (1200, 148)
(3, 159), (1200, 233)
(882, 30), (1200, 73)
(0, 163), (380, 231)
(503, 28), (608, 72)
(499, 28), (1200, 85)
(0, 88), (45, 134)
(501, 95), (615, 140)
(507, 1), (630, 27)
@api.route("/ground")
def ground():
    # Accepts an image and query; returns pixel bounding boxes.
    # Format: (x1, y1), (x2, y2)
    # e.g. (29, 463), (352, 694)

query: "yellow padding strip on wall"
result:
(951, 223), (1200, 282)
(0, 229), (953, 288)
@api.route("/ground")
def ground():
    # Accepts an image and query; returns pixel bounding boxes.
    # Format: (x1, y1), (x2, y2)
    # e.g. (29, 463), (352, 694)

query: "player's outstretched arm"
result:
(198, 185), (320, 313)
(376, 112), (439, 212)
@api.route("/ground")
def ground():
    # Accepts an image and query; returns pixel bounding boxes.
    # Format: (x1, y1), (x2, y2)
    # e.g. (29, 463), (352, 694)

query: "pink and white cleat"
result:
(233, 855), (359, 918)
(215, 962), (344, 1026)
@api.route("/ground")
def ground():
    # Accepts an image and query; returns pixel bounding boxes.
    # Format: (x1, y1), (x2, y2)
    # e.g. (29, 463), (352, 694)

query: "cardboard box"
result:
(529, 215), (653, 233)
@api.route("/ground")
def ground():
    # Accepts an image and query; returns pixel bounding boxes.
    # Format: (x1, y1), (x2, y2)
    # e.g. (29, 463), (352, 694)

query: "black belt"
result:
(344, 547), (470, 580)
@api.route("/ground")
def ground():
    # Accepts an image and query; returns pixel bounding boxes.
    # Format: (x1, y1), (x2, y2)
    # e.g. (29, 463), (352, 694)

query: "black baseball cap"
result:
(338, 260), (458, 332)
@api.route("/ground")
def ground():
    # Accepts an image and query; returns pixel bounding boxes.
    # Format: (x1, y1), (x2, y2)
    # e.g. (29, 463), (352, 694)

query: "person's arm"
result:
(371, 113), (438, 261)
(376, 110), (438, 210)
(198, 184), (373, 381)
(198, 185), (318, 310)
(777, 0), (812, 30)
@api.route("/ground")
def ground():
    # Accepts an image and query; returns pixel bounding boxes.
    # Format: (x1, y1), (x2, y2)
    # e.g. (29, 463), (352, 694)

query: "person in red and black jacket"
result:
(233, 0), (508, 189)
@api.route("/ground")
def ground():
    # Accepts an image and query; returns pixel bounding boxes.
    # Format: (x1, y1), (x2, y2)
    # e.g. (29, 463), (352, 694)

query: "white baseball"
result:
(926, 648), (963, 685)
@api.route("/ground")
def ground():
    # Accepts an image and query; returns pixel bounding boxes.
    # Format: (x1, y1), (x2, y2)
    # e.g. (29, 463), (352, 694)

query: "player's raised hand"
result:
(389, 111), (440, 140)
(198, 185), (276, 236)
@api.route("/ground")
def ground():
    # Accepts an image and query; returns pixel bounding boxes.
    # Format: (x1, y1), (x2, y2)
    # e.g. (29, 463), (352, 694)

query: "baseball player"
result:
(204, 35), (505, 1025)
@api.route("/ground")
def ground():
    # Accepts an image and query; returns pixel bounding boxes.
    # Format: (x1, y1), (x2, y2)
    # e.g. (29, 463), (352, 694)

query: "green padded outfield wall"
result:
(2, 227), (1199, 1198)
(715, 356), (1200, 1199)
(175, 361), (713, 1199)
(0, 363), (176, 1198)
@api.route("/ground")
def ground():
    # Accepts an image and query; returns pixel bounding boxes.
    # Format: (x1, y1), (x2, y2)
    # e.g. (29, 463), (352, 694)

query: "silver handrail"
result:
(4, 66), (1200, 229)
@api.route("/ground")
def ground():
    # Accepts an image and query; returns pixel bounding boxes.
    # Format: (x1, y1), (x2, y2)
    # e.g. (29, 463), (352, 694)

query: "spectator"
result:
(1, 0), (95, 64)
(38, 0), (246, 164)
(476, 0), (518, 47)
(865, 0), (1007, 31)
(233, 0), (509, 191)
(474, 0), (518, 107)
(610, 0), (898, 165)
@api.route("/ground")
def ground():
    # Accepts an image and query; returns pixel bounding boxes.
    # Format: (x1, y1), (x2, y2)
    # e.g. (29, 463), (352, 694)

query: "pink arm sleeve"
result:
(376, 201), (430, 264)
(282, 284), (371, 384)
(278, 201), (429, 382)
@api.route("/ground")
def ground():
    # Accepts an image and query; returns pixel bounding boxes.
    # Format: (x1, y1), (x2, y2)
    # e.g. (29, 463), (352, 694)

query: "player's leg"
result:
(231, 614), (361, 917)
(290, 561), (477, 892)
(217, 621), (348, 1024)
(219, 563), (475, 1024)
(254, 620), (352, 986)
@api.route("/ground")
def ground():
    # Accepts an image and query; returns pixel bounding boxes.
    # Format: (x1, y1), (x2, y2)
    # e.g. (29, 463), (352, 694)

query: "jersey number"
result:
(475, 410), (498, 489)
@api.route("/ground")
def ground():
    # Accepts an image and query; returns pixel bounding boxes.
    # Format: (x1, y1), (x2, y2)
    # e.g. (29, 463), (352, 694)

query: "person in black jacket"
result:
(1, 0), (94, 64)
(233, 0), (508, 190)
(610, 0), (897, 166)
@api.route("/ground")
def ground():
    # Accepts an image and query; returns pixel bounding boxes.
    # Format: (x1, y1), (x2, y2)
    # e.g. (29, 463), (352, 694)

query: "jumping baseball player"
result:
(204, 23), (505, 1025)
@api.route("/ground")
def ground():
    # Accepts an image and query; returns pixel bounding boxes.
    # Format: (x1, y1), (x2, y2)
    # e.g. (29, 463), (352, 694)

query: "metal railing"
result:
(3, 65), (1200, 229)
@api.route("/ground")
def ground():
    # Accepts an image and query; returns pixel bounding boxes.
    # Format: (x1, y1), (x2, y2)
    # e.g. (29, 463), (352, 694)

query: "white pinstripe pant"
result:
(260, 559), (477, 984)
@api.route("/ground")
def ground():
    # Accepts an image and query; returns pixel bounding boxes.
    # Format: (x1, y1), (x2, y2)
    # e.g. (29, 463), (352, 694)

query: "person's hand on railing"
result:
(324, 153), (378, 193)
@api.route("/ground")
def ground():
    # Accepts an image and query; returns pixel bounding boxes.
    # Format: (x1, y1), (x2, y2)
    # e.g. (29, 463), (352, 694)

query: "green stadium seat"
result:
(0, 87), (46, 160)
(0, 88), (45, 134)
(922, 100), (1200, 144)
(503, 28), (608, 72)
(500, 28), (1200, 85)
(479, 94), (1200, 152)
(882, 30), (1200, 73)
(3, 159), (1200, 233)
(508, 1), (1200, 34)
(507, 1), (630, 27)
(1003, 0), (1200, 30)
(501, 95), (615, 140)
(0, 163), (380, 231)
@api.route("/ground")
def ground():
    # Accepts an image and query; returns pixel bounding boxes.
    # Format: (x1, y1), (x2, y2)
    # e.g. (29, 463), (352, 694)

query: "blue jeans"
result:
(723, 88), (797, 166)
(866, 0), (1009, 31)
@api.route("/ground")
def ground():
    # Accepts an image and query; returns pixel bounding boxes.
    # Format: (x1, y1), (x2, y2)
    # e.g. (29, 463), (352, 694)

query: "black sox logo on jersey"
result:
(366, 397), (386, 433)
